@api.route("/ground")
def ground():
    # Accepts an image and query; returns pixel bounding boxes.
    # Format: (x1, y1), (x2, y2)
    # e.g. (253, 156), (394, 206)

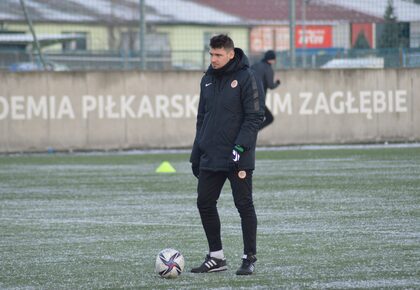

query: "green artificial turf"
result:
(1, 146), (419, 289)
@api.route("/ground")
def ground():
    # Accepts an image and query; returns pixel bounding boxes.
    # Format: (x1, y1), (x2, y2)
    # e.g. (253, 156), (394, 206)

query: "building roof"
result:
(0, 0), (243, 25)
(319, 0), (420, 22)
(193, 0), (383, 25)
(0, 33), (84, 48)
(3, 0), (417, 28)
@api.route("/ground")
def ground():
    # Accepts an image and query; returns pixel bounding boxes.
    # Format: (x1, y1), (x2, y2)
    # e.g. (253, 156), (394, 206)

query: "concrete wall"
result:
(0, 69), (419, 153)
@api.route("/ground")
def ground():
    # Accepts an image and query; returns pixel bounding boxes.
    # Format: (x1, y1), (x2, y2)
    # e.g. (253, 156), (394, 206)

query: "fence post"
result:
(289, 0), (296, 69)
(139, 0), (146, 70)
(19, 0), (47, 70)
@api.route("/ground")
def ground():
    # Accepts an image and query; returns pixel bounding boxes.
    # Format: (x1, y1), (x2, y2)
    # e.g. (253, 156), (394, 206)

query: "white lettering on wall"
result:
(171, 94), (184, 118)
(0, 96), (76, 120)
(27, 96), (48, 119)
(57, 96), (75, 119)
(121, 95), (136, 118)
(83, 95), (97, 119)
(269, 93), (292, 115)
(155, 95), (170, 118)
(373, 91), (386, 113)
(137, 95), (154, 118)
(330, 91), (345, 114)
(395, 90), (408, 112)
(0, 91), (409, 121)
(185, 94), (199, 118)
(105, 95), (119, 119)
(0, 96), (9, 120)
(299, 92), (313, 115)
(11, 96), (25, 120)
(276, 90), (409, 120)
(314, 92), (330, 114)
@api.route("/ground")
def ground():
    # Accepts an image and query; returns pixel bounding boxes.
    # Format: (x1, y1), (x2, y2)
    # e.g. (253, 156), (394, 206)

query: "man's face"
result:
(210, 47), (234, 69)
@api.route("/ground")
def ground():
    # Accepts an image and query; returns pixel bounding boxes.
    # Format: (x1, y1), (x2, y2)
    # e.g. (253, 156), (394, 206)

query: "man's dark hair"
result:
(210, 34), (234, 50)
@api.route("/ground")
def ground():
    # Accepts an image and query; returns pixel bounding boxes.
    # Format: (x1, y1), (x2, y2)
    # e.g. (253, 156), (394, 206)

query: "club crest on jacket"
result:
(231, 80), (238, 88)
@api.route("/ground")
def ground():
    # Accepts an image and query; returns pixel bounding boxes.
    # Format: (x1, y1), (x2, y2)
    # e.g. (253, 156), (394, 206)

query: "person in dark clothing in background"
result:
(251, 50), (281, 130)
(190, 34), (265, 275)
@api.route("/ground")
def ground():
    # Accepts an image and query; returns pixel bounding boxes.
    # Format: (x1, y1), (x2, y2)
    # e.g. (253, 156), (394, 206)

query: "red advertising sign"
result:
(250, 25), (333, 52)
(295, 25), (332, 48)
(351, 23), (374, 48)
(250, 26), (275, 52)
(250, 26), (291, 52)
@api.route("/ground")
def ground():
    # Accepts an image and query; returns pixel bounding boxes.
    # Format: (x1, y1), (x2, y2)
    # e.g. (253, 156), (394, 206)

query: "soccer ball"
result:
(155, 248), (185, 278)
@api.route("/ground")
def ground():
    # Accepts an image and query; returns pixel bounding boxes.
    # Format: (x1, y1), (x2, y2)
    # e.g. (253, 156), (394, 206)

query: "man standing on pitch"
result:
(190, 34), (265, 275)
(251, 50), (281, 130)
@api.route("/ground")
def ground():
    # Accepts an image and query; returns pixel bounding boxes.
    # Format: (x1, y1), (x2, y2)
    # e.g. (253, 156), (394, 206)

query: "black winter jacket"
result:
(190, 48), (265, 171)
(251, 60), (280, 95)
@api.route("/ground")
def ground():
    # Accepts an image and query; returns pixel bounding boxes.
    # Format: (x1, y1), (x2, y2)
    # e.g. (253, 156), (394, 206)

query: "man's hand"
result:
(192, 164), (199, 179)
(231, 145), (245, 170)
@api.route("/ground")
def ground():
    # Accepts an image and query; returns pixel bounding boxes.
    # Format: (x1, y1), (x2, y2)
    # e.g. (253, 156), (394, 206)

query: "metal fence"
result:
(1, 0), (420, 71)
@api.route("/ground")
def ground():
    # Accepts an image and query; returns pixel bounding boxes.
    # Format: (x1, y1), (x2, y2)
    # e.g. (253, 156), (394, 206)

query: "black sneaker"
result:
(236, 254), (257, 275)
(191, 255), (227, 273)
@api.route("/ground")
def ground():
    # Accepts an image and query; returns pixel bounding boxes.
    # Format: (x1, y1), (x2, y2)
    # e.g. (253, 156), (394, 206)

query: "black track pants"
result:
(196, 169), (257, 255)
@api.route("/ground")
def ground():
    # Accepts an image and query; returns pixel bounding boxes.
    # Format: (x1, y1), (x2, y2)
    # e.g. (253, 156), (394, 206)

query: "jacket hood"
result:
(207, 47), (249, 77)
(262, 50), (276, 61)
